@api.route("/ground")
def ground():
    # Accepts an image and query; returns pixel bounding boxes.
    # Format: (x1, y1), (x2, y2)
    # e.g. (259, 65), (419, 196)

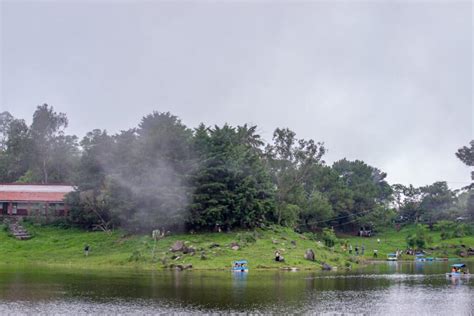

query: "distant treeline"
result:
(0, 104), (472, 232)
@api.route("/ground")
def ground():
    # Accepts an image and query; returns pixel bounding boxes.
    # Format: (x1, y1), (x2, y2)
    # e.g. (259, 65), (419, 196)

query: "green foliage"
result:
(278, 204), (300, 228)
(264, 128), (325, 226)
(455, 140), (474, 169)
(434, 220), (456, 240)
(321, 227), (337, 248)
(128, 250), (143, 262)
(0, 224), (354, 270)
(16, 170), (35, 183)
(188, 124), (275, 231)
(419, 182), (456, 224)
(0, 105), (78, 184)
(406, 224), (431, 249)
(236, 231), (258, 244)
(331, 159), (392, 229)
(299, 191), (334, 230)
(2, 106), (466, 235)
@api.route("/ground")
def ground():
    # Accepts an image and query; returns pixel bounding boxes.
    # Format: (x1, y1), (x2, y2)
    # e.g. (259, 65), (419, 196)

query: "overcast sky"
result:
(0, 0), (472, 188)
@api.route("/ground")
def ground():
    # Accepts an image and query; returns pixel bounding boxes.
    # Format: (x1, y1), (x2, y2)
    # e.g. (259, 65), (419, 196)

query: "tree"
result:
(0, 111), (14, 151)
(299, 191), (334, 231)
(188, 124), (274, 230)
(419, 181), (455, 226)
(0, 118), (31, 182)
(456, 141), (474, 221)
(331, 159), (392, 229)
(304, 164), (354, 229)
(264, 128), (326, 225)
(455, 140), (474, 170)
(30, 104), (70, 183)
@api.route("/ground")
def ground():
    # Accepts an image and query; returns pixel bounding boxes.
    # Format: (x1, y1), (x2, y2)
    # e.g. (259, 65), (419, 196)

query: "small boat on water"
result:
(415, 254), (434, 262)
(446, 263), (470, 278)
(232, 260), (248, 272)
(387, 253), (398, 261)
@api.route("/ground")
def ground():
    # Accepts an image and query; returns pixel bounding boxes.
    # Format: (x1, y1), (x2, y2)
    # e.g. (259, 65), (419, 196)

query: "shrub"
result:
(128, 250), (143, 262)
(406, 224), (430, 249)
(321, 228), (337, 248)
(434, 220), (456, 240)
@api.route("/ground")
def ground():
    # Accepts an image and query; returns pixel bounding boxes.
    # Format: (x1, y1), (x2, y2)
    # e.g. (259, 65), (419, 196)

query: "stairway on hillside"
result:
(5, 217), (31, 240)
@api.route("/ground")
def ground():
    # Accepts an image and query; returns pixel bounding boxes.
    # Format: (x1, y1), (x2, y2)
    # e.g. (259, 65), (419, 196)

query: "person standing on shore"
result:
(84, 244), (90, 256)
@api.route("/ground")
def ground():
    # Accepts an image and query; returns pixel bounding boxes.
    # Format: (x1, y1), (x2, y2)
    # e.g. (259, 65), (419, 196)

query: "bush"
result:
(406, 224), (430, 249)
(321, 228), (337, 248)
(454, 223), (473, 238)
(128, 250), (143, 262)
(434, 220), (456, 240)
(237, 232), (257, 244)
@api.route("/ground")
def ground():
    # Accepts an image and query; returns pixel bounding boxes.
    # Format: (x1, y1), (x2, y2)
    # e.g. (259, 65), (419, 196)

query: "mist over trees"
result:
(0, 104), (472, 232)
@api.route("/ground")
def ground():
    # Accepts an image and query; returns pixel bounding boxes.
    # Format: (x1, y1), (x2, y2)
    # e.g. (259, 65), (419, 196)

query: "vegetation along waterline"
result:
(0, 223), (356, 270)
(1, 221), (472, 271)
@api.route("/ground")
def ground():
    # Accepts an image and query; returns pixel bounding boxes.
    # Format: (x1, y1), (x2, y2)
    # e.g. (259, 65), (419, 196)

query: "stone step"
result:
(13, 232), (30, 236)
(16, 235), (31, 240)
(7, 221), (31, 240)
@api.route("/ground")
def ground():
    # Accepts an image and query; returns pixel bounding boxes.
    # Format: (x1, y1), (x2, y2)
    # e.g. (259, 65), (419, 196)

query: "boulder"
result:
(183, 246), (195, 254)
(170, 241), (185, 252)
(304, 249), (315, 261)
(230, 242), (240, 251)
(322, 263), (332, 271)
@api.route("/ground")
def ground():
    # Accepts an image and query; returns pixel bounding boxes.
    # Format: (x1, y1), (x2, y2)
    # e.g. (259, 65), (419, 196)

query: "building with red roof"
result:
(0, 184), (74, 217)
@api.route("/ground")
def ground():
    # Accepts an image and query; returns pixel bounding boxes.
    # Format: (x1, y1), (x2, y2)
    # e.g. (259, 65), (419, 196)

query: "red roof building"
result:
(0, 184), (74, 216)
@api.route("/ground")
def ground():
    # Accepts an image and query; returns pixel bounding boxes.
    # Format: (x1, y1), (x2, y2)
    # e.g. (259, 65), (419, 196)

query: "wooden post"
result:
(7, 202), (12, 215)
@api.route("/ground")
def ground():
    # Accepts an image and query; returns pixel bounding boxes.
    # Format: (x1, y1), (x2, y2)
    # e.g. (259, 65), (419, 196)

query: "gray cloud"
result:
(1, 0), (472, 188)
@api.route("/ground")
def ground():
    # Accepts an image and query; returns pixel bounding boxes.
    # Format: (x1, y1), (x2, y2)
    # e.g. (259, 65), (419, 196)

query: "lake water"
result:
(0, 261), (472, 315)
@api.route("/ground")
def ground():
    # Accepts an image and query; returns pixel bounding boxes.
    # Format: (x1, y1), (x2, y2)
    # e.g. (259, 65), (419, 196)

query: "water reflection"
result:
(0, 262), (472, 314)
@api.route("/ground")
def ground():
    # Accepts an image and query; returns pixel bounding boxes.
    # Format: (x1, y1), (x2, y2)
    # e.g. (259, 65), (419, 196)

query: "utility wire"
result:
(306, 208), (374, 226)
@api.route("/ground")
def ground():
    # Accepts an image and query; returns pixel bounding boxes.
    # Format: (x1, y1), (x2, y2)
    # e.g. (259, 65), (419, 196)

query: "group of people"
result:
(451, 267), (469, 274)
(348, 244), (365, 256)
(347, 238), (382, 257)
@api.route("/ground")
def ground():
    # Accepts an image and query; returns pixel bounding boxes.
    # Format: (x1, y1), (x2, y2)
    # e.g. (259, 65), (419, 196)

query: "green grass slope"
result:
(340, 225), (474, 260)
(0, 223), (353, 271)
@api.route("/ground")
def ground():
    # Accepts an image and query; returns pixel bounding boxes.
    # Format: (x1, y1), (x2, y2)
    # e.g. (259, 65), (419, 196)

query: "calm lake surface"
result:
(0, 261), (472, 315)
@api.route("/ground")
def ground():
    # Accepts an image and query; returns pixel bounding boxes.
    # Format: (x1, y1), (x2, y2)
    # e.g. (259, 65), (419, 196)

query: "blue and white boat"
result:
(232, 260), (248, 272)
(415, 254), (434, 262)
(446, 263), (470, 278)
(387, 253), (398, 261)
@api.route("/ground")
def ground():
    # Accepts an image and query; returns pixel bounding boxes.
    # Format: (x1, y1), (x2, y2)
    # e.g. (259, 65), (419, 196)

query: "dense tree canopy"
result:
(0, 106), (471, 232)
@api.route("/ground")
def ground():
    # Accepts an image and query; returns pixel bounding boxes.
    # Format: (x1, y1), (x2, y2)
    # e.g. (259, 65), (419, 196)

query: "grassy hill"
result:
(340, 225), (474, 260)
(0, 222), (353, 271)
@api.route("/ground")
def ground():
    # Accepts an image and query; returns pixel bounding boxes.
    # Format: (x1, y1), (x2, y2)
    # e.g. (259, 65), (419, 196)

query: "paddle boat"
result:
(232, 260), (248, 272)
(414, 253), (434, 262)
(446, 263), (470, 278)
(387, 253), (398, 261)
